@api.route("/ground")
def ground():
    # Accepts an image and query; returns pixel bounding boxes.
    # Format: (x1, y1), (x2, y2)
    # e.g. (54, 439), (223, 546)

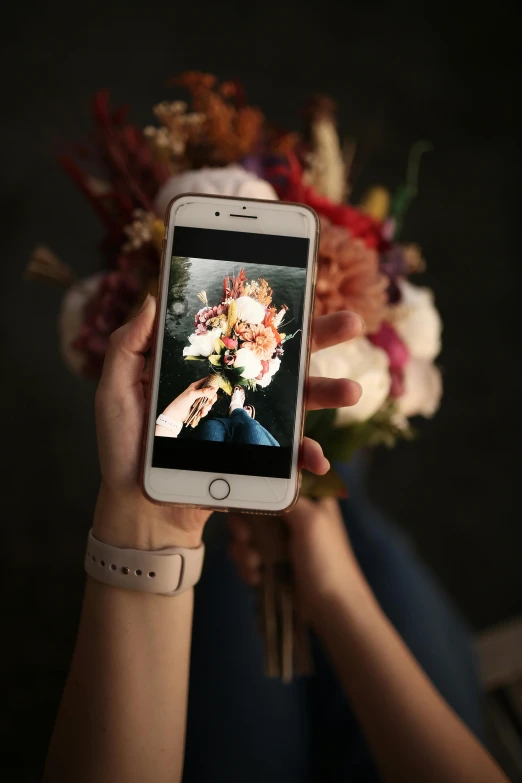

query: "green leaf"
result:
(304, 409), (337, 441)
(208, 354), (222, 367)
(213, 337), (226, 355)
(391, 140), (433, 238)
(281, 331), (299, 344)
(326, 421), (375, 462)
(217, 376), (233, 395)
(300, 468), (347, 498)
(184, 355), (204, 361)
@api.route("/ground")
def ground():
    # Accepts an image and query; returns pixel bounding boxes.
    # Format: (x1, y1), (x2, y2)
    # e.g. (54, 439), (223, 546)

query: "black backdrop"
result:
(1, 0), (520, 777)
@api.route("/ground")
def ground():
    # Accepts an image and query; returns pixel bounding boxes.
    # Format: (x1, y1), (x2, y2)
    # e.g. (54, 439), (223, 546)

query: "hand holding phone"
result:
(95, 291), (362, 548)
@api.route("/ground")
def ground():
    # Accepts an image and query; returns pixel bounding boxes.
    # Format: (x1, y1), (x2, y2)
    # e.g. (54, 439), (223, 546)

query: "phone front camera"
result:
(215, 211), (220, 216)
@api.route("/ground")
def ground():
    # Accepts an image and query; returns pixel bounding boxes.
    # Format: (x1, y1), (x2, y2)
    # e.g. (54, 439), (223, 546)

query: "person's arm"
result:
(44, 500), (200, 783)
(315, 565), (505, 783)
(155, 378), (217, 437)
(44, 295), (210, 783)
(44, 295), (364, 783)
(229, 498), (508, 783)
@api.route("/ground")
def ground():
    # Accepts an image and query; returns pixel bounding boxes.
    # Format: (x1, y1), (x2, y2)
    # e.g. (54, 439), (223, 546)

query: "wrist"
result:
(310, 577), (380, 636)
(93, 484), (207, 550)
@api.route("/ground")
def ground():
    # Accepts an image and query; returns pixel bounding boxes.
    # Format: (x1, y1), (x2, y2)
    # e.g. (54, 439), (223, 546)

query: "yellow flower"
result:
(226, 299), (236, 337)
(151, 220), (165, 254)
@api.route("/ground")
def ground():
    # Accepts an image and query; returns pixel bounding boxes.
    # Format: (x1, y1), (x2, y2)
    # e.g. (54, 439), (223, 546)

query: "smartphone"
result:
(142, 194), (319, 513)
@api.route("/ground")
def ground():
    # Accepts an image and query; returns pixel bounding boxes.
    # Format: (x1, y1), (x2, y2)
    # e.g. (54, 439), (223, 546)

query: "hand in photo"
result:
(156, 378), (217, 437)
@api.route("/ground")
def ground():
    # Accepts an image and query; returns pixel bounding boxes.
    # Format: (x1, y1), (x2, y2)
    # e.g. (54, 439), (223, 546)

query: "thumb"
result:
(99, 295), (157, 393)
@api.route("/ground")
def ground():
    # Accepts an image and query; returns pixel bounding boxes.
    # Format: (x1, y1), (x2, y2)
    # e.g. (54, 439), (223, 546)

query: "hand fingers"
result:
(285, 496), (319, 529)
(306, 377), (362, 411)
(300, 437), (330, 475)
(311, 311), (364, 353)
(317, 495), (346, 521)
(190, 390), (218, 408)
(192, 377), (214, 391)
(99, 295), (156, 394)
(228, 515), (252, 543)
(228, 539), (262, 586)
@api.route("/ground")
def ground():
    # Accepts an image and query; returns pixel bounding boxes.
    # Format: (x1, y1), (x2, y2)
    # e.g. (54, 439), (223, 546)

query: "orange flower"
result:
(236, 322), (254, 342)
(242, 324), (278, 360)
(315, 221), (389, 334)
(263, 306), (283, 344)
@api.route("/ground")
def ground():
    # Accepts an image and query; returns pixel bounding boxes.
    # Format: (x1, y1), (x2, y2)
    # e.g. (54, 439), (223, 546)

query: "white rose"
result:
(394, 280), (442, 361)
(234, 347), (262, 380)
(256, 357), (281, 388)
(309, 337), (391, 426)
(59, 273), (104, 374)
(154, 164), (278, 217)
(234, 296), (266, 325)
(398, 359), (443, 418)
(183, 327), (222, 358)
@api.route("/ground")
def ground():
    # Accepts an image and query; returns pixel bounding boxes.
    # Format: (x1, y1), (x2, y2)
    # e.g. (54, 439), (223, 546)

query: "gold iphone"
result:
(142, 194), (319, 513)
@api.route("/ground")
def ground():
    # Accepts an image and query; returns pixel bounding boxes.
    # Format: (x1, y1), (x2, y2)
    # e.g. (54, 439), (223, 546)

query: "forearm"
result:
(44, 489), (204, 783)
(314, 582), (506, 783)
(44, 578), (193, 783)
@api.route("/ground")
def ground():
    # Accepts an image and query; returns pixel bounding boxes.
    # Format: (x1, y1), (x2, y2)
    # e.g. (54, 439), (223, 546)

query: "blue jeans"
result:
(194, 408), (280, 447)
(183, 459), (483, 782)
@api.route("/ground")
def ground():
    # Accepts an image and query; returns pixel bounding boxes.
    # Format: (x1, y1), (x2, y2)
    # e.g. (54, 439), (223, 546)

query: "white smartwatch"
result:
(84, 529), (205, 596)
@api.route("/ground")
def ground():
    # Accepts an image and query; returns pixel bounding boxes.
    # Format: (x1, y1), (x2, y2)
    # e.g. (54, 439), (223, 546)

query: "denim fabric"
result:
(194, 408), (280, 447)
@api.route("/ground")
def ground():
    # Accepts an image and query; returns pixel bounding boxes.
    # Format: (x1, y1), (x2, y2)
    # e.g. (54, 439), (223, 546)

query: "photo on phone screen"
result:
(152, 227), (309, 479)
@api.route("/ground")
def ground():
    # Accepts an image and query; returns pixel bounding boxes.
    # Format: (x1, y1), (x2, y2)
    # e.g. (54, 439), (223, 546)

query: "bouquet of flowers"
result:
(29, 71), (444, 679)
(29, 71), (442, 491)
(181, 270), (294, 427)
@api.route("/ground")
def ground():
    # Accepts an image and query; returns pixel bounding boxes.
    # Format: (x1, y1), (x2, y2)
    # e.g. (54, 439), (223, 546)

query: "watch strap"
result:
(84, 529), (205, 596)
(156, 414), (183, 436)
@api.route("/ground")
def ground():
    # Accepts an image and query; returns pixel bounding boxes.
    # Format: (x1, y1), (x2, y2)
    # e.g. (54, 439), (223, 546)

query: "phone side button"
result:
(208, 478), (230, 500)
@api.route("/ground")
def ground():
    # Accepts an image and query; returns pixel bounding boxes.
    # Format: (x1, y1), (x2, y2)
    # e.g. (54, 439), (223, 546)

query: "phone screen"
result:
(152, 227), (309, 479)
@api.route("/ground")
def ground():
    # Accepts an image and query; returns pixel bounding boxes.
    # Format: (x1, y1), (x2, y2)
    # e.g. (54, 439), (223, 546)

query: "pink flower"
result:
(240, 323), (278, 360)
(369, 322), (409, 371)
(223, 353), (235, 365)
(389, 368), (405, 398)
(222, 336), (238, 350)
(256, 360), (270, 381)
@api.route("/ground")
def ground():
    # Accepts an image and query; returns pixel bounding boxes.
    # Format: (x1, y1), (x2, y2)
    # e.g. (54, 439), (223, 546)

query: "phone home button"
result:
(209, 478), (230, 501)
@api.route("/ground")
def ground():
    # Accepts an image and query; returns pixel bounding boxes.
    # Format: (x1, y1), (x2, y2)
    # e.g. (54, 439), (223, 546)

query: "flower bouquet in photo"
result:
(182, 269), (295, 428)
(29, 72), (443, 680)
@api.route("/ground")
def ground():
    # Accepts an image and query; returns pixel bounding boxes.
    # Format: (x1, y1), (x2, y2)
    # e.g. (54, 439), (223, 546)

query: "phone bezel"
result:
(142, 193), (319, 514)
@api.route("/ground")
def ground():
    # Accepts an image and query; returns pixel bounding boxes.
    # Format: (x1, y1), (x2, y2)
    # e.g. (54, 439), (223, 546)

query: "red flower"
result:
(265, 153), (386, 250)
(222, 336), (238, 350)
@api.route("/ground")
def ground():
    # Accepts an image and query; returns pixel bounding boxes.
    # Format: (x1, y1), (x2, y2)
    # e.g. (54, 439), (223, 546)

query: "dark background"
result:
(1, 0), (520, 778)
